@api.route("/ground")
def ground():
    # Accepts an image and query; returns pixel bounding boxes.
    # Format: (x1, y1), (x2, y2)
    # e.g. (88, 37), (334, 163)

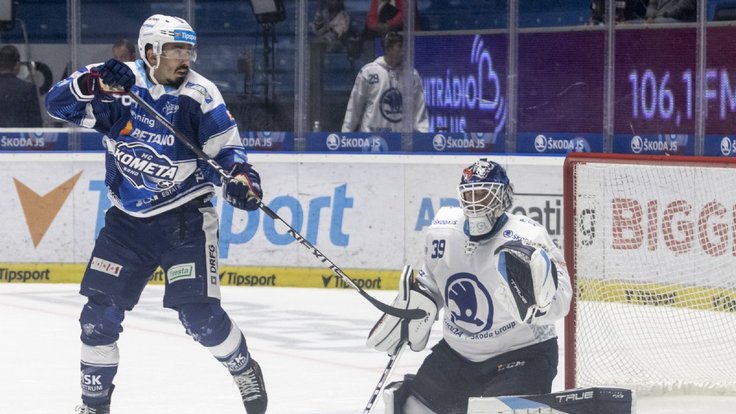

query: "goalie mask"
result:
(138, 14), (197, 82)
(458, 158), (513, 238)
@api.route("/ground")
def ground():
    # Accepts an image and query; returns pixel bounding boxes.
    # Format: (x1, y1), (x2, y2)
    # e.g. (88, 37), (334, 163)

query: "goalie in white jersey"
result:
(367, 158), (572, 414)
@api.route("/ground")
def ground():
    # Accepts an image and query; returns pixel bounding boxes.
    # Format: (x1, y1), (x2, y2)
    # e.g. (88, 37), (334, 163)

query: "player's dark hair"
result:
(0, 45), (20, 71)
(382, 31), (403, 50)
(113, 38), (136, 58)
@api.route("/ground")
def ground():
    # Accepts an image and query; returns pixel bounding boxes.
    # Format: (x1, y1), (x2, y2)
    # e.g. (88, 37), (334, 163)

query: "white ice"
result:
(1, 284), (734, 413)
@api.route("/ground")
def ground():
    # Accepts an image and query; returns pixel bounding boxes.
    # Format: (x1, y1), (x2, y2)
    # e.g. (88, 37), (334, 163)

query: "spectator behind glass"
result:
(646, 0), (696, 23)
(112, 38), (136, 62)
(590, 0), (693, 25)
(342, 31), (428, 133)
(589, 0), (647, 24)
(364, 0), (421, 39)
(310, 0), (351, 46)
(0, 45), (43, 127)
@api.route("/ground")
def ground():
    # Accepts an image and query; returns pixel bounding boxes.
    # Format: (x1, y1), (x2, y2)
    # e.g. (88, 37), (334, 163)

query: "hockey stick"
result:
(363, 342), (407, 414)
(126, 91), (426, 320)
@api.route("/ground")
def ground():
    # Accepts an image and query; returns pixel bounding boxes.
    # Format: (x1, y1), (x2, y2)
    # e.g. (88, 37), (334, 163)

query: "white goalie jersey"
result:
(416, 206), (572, 362)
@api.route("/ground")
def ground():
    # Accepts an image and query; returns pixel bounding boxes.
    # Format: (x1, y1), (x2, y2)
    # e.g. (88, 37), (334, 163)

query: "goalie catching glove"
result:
(494, 240), (558, 324)
(367, 265), (438, 355)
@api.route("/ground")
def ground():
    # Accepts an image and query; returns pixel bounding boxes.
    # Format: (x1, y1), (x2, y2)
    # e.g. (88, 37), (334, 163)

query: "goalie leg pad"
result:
(384, 376), (438, 414)
(367, 265), (438, 354)
(383, 380), (407, 414)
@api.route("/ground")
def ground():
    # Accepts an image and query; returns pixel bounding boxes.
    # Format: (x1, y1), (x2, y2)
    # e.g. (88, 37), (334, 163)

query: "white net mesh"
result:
(568, 156), (736, 395)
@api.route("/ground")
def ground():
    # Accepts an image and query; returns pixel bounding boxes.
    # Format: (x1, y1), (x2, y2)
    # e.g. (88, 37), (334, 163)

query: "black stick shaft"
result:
(363, 343), (406, 414)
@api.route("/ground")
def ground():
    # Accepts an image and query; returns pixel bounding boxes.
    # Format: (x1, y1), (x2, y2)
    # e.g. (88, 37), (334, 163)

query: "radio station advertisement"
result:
(614, 28), (697, 143)
(704, 26), (736, 136)
(0, 153), (564, 288)
(516, 31), (605, 136)
(305, 132), (400, 152)
(415, 34), (508, 134)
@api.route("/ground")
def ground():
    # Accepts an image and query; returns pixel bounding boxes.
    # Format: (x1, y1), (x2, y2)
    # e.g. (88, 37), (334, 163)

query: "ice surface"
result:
(0, 284), (733, 413)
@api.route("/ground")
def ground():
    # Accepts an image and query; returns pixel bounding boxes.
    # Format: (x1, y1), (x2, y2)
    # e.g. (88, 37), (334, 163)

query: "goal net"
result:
(563, 153), (736, 395)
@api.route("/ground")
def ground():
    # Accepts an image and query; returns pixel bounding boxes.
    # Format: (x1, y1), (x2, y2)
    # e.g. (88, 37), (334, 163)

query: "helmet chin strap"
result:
(146, 55), (162, 86)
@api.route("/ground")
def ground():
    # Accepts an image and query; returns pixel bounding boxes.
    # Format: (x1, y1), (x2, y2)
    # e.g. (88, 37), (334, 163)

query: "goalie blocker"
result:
(467, 387), (634, 414)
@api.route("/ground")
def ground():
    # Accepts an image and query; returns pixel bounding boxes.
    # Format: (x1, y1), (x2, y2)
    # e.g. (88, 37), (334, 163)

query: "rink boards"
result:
(0, 153), (564, 289)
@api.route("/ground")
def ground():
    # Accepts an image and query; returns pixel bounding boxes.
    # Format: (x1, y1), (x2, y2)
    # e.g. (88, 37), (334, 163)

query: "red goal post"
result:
(563, 153), (736, 395)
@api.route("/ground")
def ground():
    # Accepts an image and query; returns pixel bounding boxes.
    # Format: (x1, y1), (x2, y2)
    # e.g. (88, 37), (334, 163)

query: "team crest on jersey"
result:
(380, 87), (402, 123)
(445, 273), (493, 334)
(163, 101), (179, 115)
(110, 141), (195, 191)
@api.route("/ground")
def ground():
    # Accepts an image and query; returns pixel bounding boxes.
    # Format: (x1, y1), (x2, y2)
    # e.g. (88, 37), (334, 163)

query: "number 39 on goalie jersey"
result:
(415, 206), (572, 363)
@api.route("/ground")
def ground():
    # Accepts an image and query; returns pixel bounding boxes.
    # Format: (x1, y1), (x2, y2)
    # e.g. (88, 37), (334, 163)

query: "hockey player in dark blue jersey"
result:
(46, 14), (267, 414)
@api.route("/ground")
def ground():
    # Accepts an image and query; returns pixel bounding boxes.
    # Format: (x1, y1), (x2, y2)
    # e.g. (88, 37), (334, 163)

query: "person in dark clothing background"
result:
(0, 45), (43, 127)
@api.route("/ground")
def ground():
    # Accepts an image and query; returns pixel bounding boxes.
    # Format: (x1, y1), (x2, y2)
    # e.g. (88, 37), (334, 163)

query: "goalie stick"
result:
(363, 342), (407, 414)
(126, 91), (426, 320)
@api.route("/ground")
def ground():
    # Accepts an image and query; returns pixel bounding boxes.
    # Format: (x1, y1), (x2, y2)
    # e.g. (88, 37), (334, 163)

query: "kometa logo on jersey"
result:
(110, 141), (194, 191)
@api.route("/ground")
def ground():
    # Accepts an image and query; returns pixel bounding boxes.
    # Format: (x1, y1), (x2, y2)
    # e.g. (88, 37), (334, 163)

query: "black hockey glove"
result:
(80, 59), (135, 96)
(224, 163), (263, 211)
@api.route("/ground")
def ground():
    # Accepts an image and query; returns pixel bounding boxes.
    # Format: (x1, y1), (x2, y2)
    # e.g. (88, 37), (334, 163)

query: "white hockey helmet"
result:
(137, 14), (197, 66)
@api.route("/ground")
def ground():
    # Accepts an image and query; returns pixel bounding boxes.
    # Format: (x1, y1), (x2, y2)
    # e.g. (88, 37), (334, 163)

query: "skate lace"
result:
(73, 405), (96, 414)
(235, 368), (262, 401)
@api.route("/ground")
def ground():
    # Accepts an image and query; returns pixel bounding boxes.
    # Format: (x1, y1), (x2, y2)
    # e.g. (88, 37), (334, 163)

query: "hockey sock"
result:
(81, 343), (119, 406)
(212, 323), (251, 375)
(176, 302), (251, 374)
(79, 295), (124, 406)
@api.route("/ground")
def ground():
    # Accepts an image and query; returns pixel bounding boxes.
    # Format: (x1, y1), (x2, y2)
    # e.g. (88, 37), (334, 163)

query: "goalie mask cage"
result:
(563, 153), (736, 395)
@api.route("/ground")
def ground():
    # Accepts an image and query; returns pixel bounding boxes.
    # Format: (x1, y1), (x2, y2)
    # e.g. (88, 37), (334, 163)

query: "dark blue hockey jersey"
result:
(45, 60), (248, 217)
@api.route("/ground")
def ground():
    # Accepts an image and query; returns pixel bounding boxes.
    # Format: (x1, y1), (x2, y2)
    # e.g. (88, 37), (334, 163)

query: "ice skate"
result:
(74, 403), (110, 414)
(234, 359), (267, 414)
